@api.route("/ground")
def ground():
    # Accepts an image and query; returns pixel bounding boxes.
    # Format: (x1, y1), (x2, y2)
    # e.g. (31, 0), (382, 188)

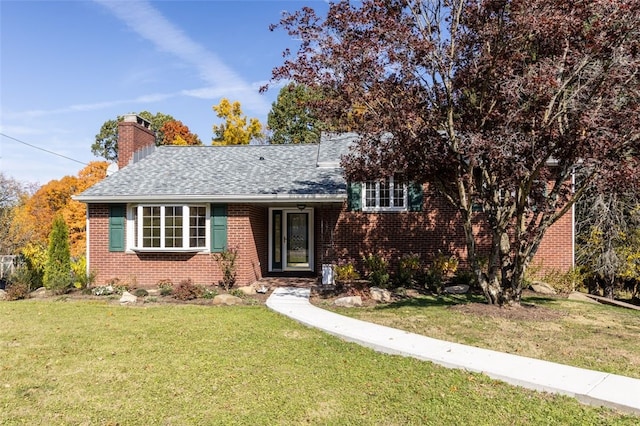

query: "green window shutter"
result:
(109, 204), (126, 252)
(211, 204), (228, 252)
(408, 182), (423, 212)
(347, 182), (362, 211)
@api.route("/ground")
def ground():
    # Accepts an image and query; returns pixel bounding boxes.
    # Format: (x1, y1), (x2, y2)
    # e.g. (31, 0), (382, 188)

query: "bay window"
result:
(131, 204), (208, 251)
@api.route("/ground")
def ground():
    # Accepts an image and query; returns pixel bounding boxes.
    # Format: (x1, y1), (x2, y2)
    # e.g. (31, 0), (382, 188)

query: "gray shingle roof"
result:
(75, 134), (356, 203)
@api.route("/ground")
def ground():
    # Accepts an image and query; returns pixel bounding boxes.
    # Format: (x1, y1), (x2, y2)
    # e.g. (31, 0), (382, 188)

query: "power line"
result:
(0, 132), (89, 166)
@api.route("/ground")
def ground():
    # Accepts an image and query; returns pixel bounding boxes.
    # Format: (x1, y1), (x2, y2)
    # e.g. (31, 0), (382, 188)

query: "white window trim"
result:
(126, 204), (210, 253)
(362, 176), (408, 212)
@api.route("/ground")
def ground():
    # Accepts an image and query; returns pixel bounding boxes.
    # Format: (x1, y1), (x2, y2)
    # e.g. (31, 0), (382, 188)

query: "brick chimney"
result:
(118, 114), (156, 169)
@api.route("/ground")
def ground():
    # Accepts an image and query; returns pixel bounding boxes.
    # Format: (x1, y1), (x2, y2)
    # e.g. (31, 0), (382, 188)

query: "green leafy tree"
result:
(212, 99), (264, 145)
(91, 111), (200, 161)
(268, 83), (325, 144)
(43, 215), (71, 294)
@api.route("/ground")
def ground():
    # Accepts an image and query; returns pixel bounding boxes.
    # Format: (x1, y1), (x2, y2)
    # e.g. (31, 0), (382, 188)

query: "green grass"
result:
(320, 293), (640, 379)
(0, 300), (638, 425)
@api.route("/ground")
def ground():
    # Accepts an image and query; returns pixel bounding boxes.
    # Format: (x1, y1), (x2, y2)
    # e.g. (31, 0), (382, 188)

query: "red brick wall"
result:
(88, 193), (572, 287)
(228, 204), (267, 284)
(87, 204), (266, 288)
(315, 188), (472, 273)
(532, 205), (574, 272)
(315, 186), (574, 275)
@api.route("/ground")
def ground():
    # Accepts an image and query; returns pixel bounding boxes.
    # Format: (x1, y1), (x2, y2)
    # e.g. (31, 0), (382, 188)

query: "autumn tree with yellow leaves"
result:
(11, 161), (109, 259)
(212, 98), (264, 145)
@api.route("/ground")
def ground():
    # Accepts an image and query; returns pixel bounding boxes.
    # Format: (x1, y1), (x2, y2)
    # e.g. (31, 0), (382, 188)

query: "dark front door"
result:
(270, 208), (313, 271)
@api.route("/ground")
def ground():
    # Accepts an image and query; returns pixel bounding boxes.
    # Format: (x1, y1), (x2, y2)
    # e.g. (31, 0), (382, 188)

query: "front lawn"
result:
(1, 300), (638, 424)
(316, 293), (640, 379)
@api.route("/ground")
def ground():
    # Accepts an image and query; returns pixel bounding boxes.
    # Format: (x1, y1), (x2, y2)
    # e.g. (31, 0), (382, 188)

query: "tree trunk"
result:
(477, 273), (502, 305)
(603, 276), (615, 299)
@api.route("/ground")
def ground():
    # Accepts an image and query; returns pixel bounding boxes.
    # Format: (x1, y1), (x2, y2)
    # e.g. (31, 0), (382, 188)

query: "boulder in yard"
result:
(334, 296), (362, 307)
(443, 284), (470, 295)
(213, 294), (243, 306)
(530, 281), (556, 295)
(119, 291), (138, 304)
(404, 289), (421, 298)
(237, 285), (256, 296)
(31, 287), (47, 298)
(370, 287), (392, 303)
(146, 288), (160, 297)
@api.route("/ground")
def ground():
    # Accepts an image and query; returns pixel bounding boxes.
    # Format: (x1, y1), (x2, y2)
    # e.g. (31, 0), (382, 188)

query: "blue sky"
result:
(1, 0), (328, 185)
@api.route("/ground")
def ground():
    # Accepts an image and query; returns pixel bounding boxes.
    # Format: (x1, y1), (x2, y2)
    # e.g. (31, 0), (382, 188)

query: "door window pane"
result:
(287, 213), (308, 266)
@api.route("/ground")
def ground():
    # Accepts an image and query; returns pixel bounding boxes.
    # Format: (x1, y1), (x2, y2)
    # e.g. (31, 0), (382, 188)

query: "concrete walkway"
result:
(266, 287), (640, 415)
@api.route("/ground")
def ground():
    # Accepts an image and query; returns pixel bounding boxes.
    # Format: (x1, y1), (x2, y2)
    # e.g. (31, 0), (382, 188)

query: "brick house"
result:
(74, 114), (574, 288)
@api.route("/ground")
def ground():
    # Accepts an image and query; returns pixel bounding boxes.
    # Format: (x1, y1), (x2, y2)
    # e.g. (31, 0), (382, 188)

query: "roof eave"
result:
(72, 193), (347, 204)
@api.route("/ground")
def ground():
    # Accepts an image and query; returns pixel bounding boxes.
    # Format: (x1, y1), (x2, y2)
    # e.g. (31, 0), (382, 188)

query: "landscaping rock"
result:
(370, 287), (392, 303)
(530, 281), (556, 295)
(31, 287), (47, 298)
(443, 284), (470, 294)
(237, 285), (256, 296)
(568, 291), (599, 304)
(146, 288), (160, 297)
(404, 289), (421, 298)
(119, 291), (138, 304)
(334, 296), (362, 307)
(213, 294), (243, 306)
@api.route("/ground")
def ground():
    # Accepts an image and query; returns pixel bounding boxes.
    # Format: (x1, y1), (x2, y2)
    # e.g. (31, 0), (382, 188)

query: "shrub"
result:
(450, 269), (477, 287)
(423, 252), (459, 293)
(134, 288), (149, 297)
(396, 253), (422, 287)
(91, 284), (122, 296)
(362, 253), (390, 289)
(8, 265), (35, 293)
(173, 279), (202, 301)
(229, 288), (245, 298)
(201, 287), (218, 299)
(157, 279), (173, 296)
(422, 269), (444, 293)
(5, 282), (30, 301)
(104, 278), (128, 294)
(334, 261), (360, 281)
(71, 257), (96, 290)
(541, 267), (584, 294)
(43, 215), (72, 294)
(20, 243), (46, 289)
(432, 252), (459, 277)
(212, 248), (238, 291)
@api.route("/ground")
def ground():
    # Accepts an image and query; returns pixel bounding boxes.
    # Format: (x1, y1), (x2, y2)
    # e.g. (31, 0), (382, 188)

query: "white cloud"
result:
(94, 0), (271, 115)
(1, 93), (178, 120)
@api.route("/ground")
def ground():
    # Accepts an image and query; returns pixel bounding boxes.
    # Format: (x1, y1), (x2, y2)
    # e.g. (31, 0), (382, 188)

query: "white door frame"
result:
(268, 207), (314, 272)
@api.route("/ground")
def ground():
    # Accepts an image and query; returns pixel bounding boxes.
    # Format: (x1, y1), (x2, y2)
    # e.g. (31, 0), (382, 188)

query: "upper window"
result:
(363, 175), (407, 211)
(131, 204), (208, 251)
